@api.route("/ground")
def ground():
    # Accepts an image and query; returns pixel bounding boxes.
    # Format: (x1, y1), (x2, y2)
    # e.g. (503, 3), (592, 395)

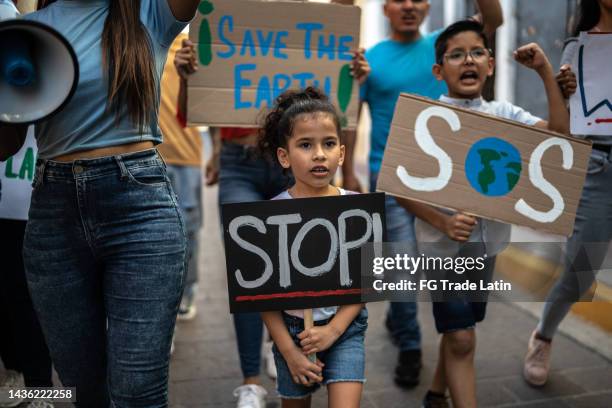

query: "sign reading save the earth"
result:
(187, 0), (361, 128)
(377, 94), (591, 237)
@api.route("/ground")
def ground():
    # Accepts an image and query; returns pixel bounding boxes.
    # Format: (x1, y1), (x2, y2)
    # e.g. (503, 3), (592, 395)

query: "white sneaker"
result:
(523, 330), (552, 386)
(177, 301), (197, 321)
(0, 370), (25, 407)
(233, 384), (267, 408)
(263, 340), (277, 380)
(177, 284), (198, 321)
(26, 400), (55, 408)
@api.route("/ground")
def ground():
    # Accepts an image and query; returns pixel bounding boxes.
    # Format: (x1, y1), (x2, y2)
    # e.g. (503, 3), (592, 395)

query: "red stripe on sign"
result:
(235, 288), (364, 302)
(595, 118), (612, 123)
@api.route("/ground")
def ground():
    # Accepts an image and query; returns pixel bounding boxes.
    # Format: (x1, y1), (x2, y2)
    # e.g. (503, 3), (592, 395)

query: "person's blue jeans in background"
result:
(23, 150), (186, 408)
(370, 172), (421, 351)
(538, 148), (612, 338)
(166, 164), (202, 303)
(218, 142), (292, 378)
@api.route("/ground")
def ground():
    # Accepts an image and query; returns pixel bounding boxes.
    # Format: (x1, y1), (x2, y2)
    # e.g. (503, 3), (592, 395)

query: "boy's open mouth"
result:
(460, 70), (480, 84)
(310, 166), (329, 176)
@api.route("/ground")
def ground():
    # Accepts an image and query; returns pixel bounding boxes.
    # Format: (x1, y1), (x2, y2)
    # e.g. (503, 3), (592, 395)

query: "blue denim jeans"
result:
(218, 142), (292, 378)
(538, 148), (612, 338)
(23, 149), (187, 408)
(166, 165), (202, 293)
(370, 172), (421, 351)
(272, 308), (368, 399)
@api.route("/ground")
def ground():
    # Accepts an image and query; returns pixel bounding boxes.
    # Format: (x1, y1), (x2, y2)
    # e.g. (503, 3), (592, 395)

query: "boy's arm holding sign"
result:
(395, 198), (478, 243)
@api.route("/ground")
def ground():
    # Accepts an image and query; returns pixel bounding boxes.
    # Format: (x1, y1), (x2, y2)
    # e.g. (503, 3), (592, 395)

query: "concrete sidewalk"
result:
(168, 185), (612, 408)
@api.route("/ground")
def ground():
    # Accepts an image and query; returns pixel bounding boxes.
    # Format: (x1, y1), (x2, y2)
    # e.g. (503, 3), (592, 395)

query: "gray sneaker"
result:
(177, 284), (197, 321)
(233, 384), (267, 408)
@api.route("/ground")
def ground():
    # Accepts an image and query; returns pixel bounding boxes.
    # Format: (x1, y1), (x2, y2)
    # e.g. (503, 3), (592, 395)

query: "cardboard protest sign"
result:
(187, 0), (361, 128)
(0, 128), (36, 221)
(377, 94), (591, 237)
(570, 32), (612, 136)
(221, 193), (385, 313)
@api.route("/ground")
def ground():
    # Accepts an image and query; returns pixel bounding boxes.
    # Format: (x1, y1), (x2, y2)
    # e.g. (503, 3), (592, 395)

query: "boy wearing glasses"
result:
(358, 0), (503, 389)
(396, 20), (569, 408)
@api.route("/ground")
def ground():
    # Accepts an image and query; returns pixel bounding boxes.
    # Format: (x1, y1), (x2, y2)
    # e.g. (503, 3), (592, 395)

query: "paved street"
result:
(168, 185), (612, 407)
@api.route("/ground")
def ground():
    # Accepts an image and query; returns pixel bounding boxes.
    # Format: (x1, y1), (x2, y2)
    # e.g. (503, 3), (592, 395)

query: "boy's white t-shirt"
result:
(272, 187), (356, 321)
(415, 95), (541, 258)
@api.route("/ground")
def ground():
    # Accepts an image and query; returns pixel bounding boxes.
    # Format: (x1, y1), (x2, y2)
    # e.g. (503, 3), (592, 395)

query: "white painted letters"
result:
(229, 216), (274, 289)
(515, 137), (573, 223)
(267, 214), (302, 288)
(396, 106), (460, 192)
(394, 106), (576, 225)
(230, 210), (381, 289)
(291, 219), (339, 279)
(338, 209), (372, 286)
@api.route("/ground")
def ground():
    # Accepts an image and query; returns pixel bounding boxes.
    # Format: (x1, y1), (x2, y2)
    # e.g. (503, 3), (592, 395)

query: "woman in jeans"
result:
(0, 0), (199, 406)
(523, 0), (612, 387)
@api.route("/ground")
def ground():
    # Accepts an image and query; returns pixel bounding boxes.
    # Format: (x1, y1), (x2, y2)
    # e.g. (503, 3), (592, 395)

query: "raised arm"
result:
(174, 38), (198, 121)
(166, 0), (199, 22)
(474, 0), (504, 36)
(514, 43), (570, 135)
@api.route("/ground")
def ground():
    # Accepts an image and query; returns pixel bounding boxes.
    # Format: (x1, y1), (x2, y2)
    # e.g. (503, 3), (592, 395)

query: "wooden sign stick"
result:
(303, 308), (317, 363)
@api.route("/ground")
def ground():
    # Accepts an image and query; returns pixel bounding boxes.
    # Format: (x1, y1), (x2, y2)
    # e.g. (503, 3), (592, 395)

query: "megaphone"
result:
(0, 19), (79, 125)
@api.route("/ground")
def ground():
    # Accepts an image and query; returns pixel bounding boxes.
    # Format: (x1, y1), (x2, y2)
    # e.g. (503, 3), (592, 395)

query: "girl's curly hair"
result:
(258, 87), (342, 161)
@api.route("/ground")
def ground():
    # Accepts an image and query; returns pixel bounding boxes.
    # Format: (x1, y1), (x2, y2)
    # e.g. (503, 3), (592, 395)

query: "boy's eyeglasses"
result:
(442, 48), (492, 65)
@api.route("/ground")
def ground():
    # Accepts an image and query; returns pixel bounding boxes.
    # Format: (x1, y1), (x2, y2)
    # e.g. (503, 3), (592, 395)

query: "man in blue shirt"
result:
(357, 0), (503, 389)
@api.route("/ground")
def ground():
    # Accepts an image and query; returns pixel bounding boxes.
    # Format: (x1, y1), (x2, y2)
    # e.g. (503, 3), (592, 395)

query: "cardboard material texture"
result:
(187, 0), (361, 128)
(377, 94), (591, 237)
(221, 193), (385, 313)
